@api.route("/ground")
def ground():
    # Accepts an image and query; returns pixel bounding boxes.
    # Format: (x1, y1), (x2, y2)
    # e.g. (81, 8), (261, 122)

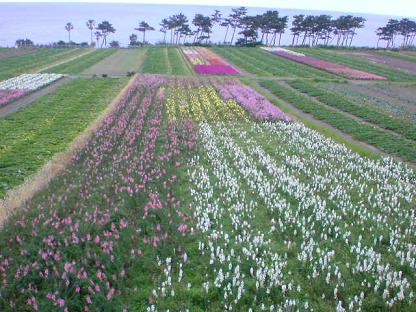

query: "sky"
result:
(0, 0), (415, 18)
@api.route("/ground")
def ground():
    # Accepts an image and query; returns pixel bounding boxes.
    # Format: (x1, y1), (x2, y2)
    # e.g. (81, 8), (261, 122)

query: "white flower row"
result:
(0, 73), (64, 91)
(261, 47), (305, 57)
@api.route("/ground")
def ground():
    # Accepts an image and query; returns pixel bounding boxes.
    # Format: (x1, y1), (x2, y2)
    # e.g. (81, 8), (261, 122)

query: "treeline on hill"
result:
(377, 18), (416, 48)
(11, 7), (416, 48)
(131, 8), (366, 47)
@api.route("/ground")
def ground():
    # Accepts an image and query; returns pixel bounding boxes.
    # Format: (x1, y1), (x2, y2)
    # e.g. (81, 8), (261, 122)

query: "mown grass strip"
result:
(288, 80), (416, 141)
(167, 47), (192, 75)
(43, 49), (117, 74)
(258, 79), (416, 162)
(0, 48), (88, 81)
(142, 47), (171, 74)
(0, 77), (128, 198)
(292, 48), (416, 81)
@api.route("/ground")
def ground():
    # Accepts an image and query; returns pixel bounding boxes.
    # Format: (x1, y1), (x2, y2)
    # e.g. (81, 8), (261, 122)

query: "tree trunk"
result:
(291, 35), (296, 46)
(278, 33), (282, 46)
(163, 32), (167, 44)
(143, 31), (146, 43)
(223, 25), (229, 44)
(301, 32), (307, 45)
(90, 30), (93, 46)
(230, 27), (237, 45)
(68, 31), (71, 43)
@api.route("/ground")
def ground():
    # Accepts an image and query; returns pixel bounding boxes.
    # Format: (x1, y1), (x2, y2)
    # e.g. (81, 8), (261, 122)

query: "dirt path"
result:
(82, 49), (147, 75)
(0, 78), (71, 117)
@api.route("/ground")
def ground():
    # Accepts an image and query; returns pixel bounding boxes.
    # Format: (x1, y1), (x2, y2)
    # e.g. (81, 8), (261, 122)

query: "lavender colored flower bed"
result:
(215, 82), (292, 121)
(0, 89), (30, 107)
(195, 64), (239, 75)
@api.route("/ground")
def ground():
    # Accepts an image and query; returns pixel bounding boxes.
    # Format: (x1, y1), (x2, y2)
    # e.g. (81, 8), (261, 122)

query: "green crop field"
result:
(0, 77), (128, 197)
(0, 48), (89, 81)
(141, 47), (193, 75)
(212, 47), (338, 79)
(291, 48), (416, 81)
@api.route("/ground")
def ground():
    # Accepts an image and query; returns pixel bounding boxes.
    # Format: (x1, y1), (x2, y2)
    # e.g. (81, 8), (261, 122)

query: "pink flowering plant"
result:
(0, 75), (196, 311)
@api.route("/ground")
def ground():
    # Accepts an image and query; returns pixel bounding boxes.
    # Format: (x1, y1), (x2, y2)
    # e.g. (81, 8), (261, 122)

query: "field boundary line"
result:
(0, 74), (137, 227)
(36, 48), (95, 73)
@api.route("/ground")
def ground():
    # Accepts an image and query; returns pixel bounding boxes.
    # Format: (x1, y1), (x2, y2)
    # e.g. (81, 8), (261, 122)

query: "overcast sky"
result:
(0, 0), (415, 17)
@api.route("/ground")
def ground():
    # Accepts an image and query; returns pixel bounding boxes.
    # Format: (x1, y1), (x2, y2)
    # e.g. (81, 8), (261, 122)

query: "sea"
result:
(0, 2), (411, 48)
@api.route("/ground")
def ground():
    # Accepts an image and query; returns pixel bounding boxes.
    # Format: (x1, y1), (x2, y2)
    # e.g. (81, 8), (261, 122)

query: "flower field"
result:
(1, 74), (415, 311)
(182, 47), (240, 75)
(0, 73), (63, 107)
(263, 47), (387, 80)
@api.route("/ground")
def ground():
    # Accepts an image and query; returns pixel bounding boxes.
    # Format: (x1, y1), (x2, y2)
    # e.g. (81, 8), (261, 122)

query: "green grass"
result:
(0, 48), (89, 81)
(82, 48), (148, 75)
(288, 80), (416, 141)
(43, 49), (117, 74)
(212, 47), (338, 79)
(0, 77), (128, 198)
(258, 79), (416, 162)
(142, 47), (191, 75)
(292, 48), (416, 81)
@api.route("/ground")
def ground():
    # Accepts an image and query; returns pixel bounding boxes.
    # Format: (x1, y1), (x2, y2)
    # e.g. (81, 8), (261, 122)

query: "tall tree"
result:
(135, 21), (155, 43)
(94, 31), (102, 48)
(229, 7), (247, 45)
(96, 21), (116, 48)
(160, 18), (170, 44)
(291, 15), (304, 46)
(65, 22), (74, 43)
(86, 19), (96, 46)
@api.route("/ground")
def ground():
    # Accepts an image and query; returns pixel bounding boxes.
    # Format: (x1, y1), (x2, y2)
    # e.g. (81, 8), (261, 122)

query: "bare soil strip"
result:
(0, 78), (71, 118)
(0, 75), (137, 226)
(0, 48), (37, 58)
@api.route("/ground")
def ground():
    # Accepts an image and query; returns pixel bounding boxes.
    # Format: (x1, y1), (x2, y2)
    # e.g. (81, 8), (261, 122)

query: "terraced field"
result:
(0, 47), (415, 312)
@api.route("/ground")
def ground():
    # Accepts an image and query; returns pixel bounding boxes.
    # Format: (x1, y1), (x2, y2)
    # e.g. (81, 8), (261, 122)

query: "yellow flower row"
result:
(166, 85), (248, 122)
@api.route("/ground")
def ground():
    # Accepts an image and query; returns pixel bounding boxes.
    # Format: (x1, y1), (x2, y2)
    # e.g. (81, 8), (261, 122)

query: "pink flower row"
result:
(0, 89), (30, 106)
(0, 75), (196, 311)
(272, 50), (387, 80)
(195, 64), (240, 75)
(214, 82), (292, 122)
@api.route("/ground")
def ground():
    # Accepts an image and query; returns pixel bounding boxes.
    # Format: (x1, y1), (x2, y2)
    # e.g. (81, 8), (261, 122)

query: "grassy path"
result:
(82, 48), (148, 75)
